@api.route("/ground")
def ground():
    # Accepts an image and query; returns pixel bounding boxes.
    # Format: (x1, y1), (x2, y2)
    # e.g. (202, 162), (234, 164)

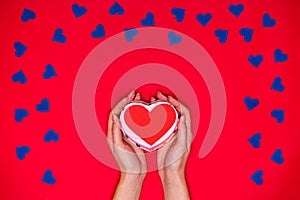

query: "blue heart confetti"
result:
(124, 28), (138, 42)
(91, 24), (105, 38)
(271, 77), (284, 92)
(271, 110), (284, 123)
(43, 64), (57, 79)
(244, 96), (259, 111)
(271, 149), (284, 164)
(42, 170), (56, 185)
(228, 4), (244, 17)
(168, 31), (182, 45)
(72, 3), (87, 18)
(52, 28), (66, 43)
(248, 54), (263, 68)
(250, 170), (263, 185)
(109, 2), (124, 15)
(262, 13), (276, 28)
(196, 13), (212, 27)
(21, 8), (36, 22)
(36, 98), (50, 112)
(14, 42), (27, 57)
(12, 70), (27, 84)
(214, 29), (228, 44)
(16, 146), (30, 160)
(141, 12), (155, 26)
(171, 8), (186, 22)
(44, 129), (60, 142)
(15, 109), (29, 122)
(274, 48), (288, 62)
(248, 133), (262, 148)
(239, 28), (253, 42)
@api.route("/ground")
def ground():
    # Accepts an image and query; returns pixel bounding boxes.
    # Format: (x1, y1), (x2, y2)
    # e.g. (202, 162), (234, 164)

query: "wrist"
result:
(120, 172), (146, 185)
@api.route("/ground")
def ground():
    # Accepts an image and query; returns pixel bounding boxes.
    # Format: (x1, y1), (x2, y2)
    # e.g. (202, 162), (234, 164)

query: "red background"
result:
(1, 0), (299, 199)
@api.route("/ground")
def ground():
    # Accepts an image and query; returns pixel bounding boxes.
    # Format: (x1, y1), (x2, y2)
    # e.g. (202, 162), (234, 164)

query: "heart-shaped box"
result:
(119, 101), (179, 152)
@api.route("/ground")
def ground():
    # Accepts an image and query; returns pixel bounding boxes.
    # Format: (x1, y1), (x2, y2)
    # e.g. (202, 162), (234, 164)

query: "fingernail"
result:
(128, 90), (135, 100)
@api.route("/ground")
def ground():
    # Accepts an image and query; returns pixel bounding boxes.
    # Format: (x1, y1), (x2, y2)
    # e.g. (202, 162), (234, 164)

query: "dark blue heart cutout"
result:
(42, 170), (56, 185)
(141, 12), (155, 26)
(196, 13), (212, 27)
(43, 64), (57, 79)
(271, 149), (284, 164)
(44, 129), (60, 142)
(214, 29), (228, 44)
(262, 13), (276, 27)
(72, 3), (87, 18)
(271, 77), (284, 92)
(91, 24), (105, 38)
(171, 7), (185, 22)
(168, 31), (182, 45)
(251, 170), (263, 185)
(274, 48), (288, 62)
(124, 28), (138, 42)
(248, 54), (263, 68)
(271, 110), (284, 123)
(15, 109), (29, 122)
(239, 28), (253, 42)
(16, 146), (30, 160)
(228, 4), (244, 17)
(248, 133), (262, 148)
(36, 98), (50, 112)
(12, 70), (27, 84)
(52, 28), (66, 43)
(109, 2), (124, 15)
(244, 96), (259, 111)
(21, 8), (36, 22)
(14, 42), (27, 57)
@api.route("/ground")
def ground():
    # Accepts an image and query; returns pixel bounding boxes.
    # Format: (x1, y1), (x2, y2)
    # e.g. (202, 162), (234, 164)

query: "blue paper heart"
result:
(124, 28), (138, 42)
(271, 110), (284, 123)
(36, 98), (50, 112)
(274, 48), (288, 62)
(44, 129), (60, 142)
(43, 64), (57, 79)
(14, 42), (27, 57)
(91, 24), (105, 38)
(168, 31), (182, 45)
(171, 7), (185, 22)
(271, 149), (284, 164)
(109, 2), (124, 15)
(141, 12), (155, 26)
(239, 28), (253, 42)
(196, 13), (212, 27)
(72, 3), (87, 18)
(214, 29), (228, 44)
(228, 4), (244, 17)
(248, 54), (263, 68)
(52, 28), (66, 43)
(15, 109), (29, 122)
(42, 170), (56, 185)
(21, 8), (36, 22)
(248, 133), (262, 148)
(12, 70), (27, 84)
(250, 170), (263, 185)
(271, 77), (284, 92)
(262, 13), (276, 28)
(244, 96), (259, 111)
(16, 146), (30, 160)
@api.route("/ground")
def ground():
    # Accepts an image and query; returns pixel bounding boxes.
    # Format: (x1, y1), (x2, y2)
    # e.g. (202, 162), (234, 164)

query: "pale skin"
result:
(107, 91), (192, 200)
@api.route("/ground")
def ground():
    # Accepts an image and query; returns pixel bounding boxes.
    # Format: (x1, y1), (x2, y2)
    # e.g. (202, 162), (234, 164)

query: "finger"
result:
(157, 91), (168, 101)
(174, 115), (187, 148)
(168, 96), (183, 114)
(134, 92), (141, 101)
(112, 119), (125, 148)
(150, 96), (156, 103)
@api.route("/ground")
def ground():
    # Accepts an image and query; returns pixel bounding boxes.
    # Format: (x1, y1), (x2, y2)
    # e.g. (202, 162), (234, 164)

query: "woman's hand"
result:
(107, 91), (146, 200)
(155, 91), (192, 200)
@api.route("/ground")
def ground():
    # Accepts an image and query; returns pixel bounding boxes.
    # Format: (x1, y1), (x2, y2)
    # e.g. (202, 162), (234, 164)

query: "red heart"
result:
(120, 102), (178, 151)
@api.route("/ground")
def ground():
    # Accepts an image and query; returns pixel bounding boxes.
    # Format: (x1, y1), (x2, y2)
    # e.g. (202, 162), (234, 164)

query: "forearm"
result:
(113, 173), (145, 200)
(160, 171), (190, 200)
